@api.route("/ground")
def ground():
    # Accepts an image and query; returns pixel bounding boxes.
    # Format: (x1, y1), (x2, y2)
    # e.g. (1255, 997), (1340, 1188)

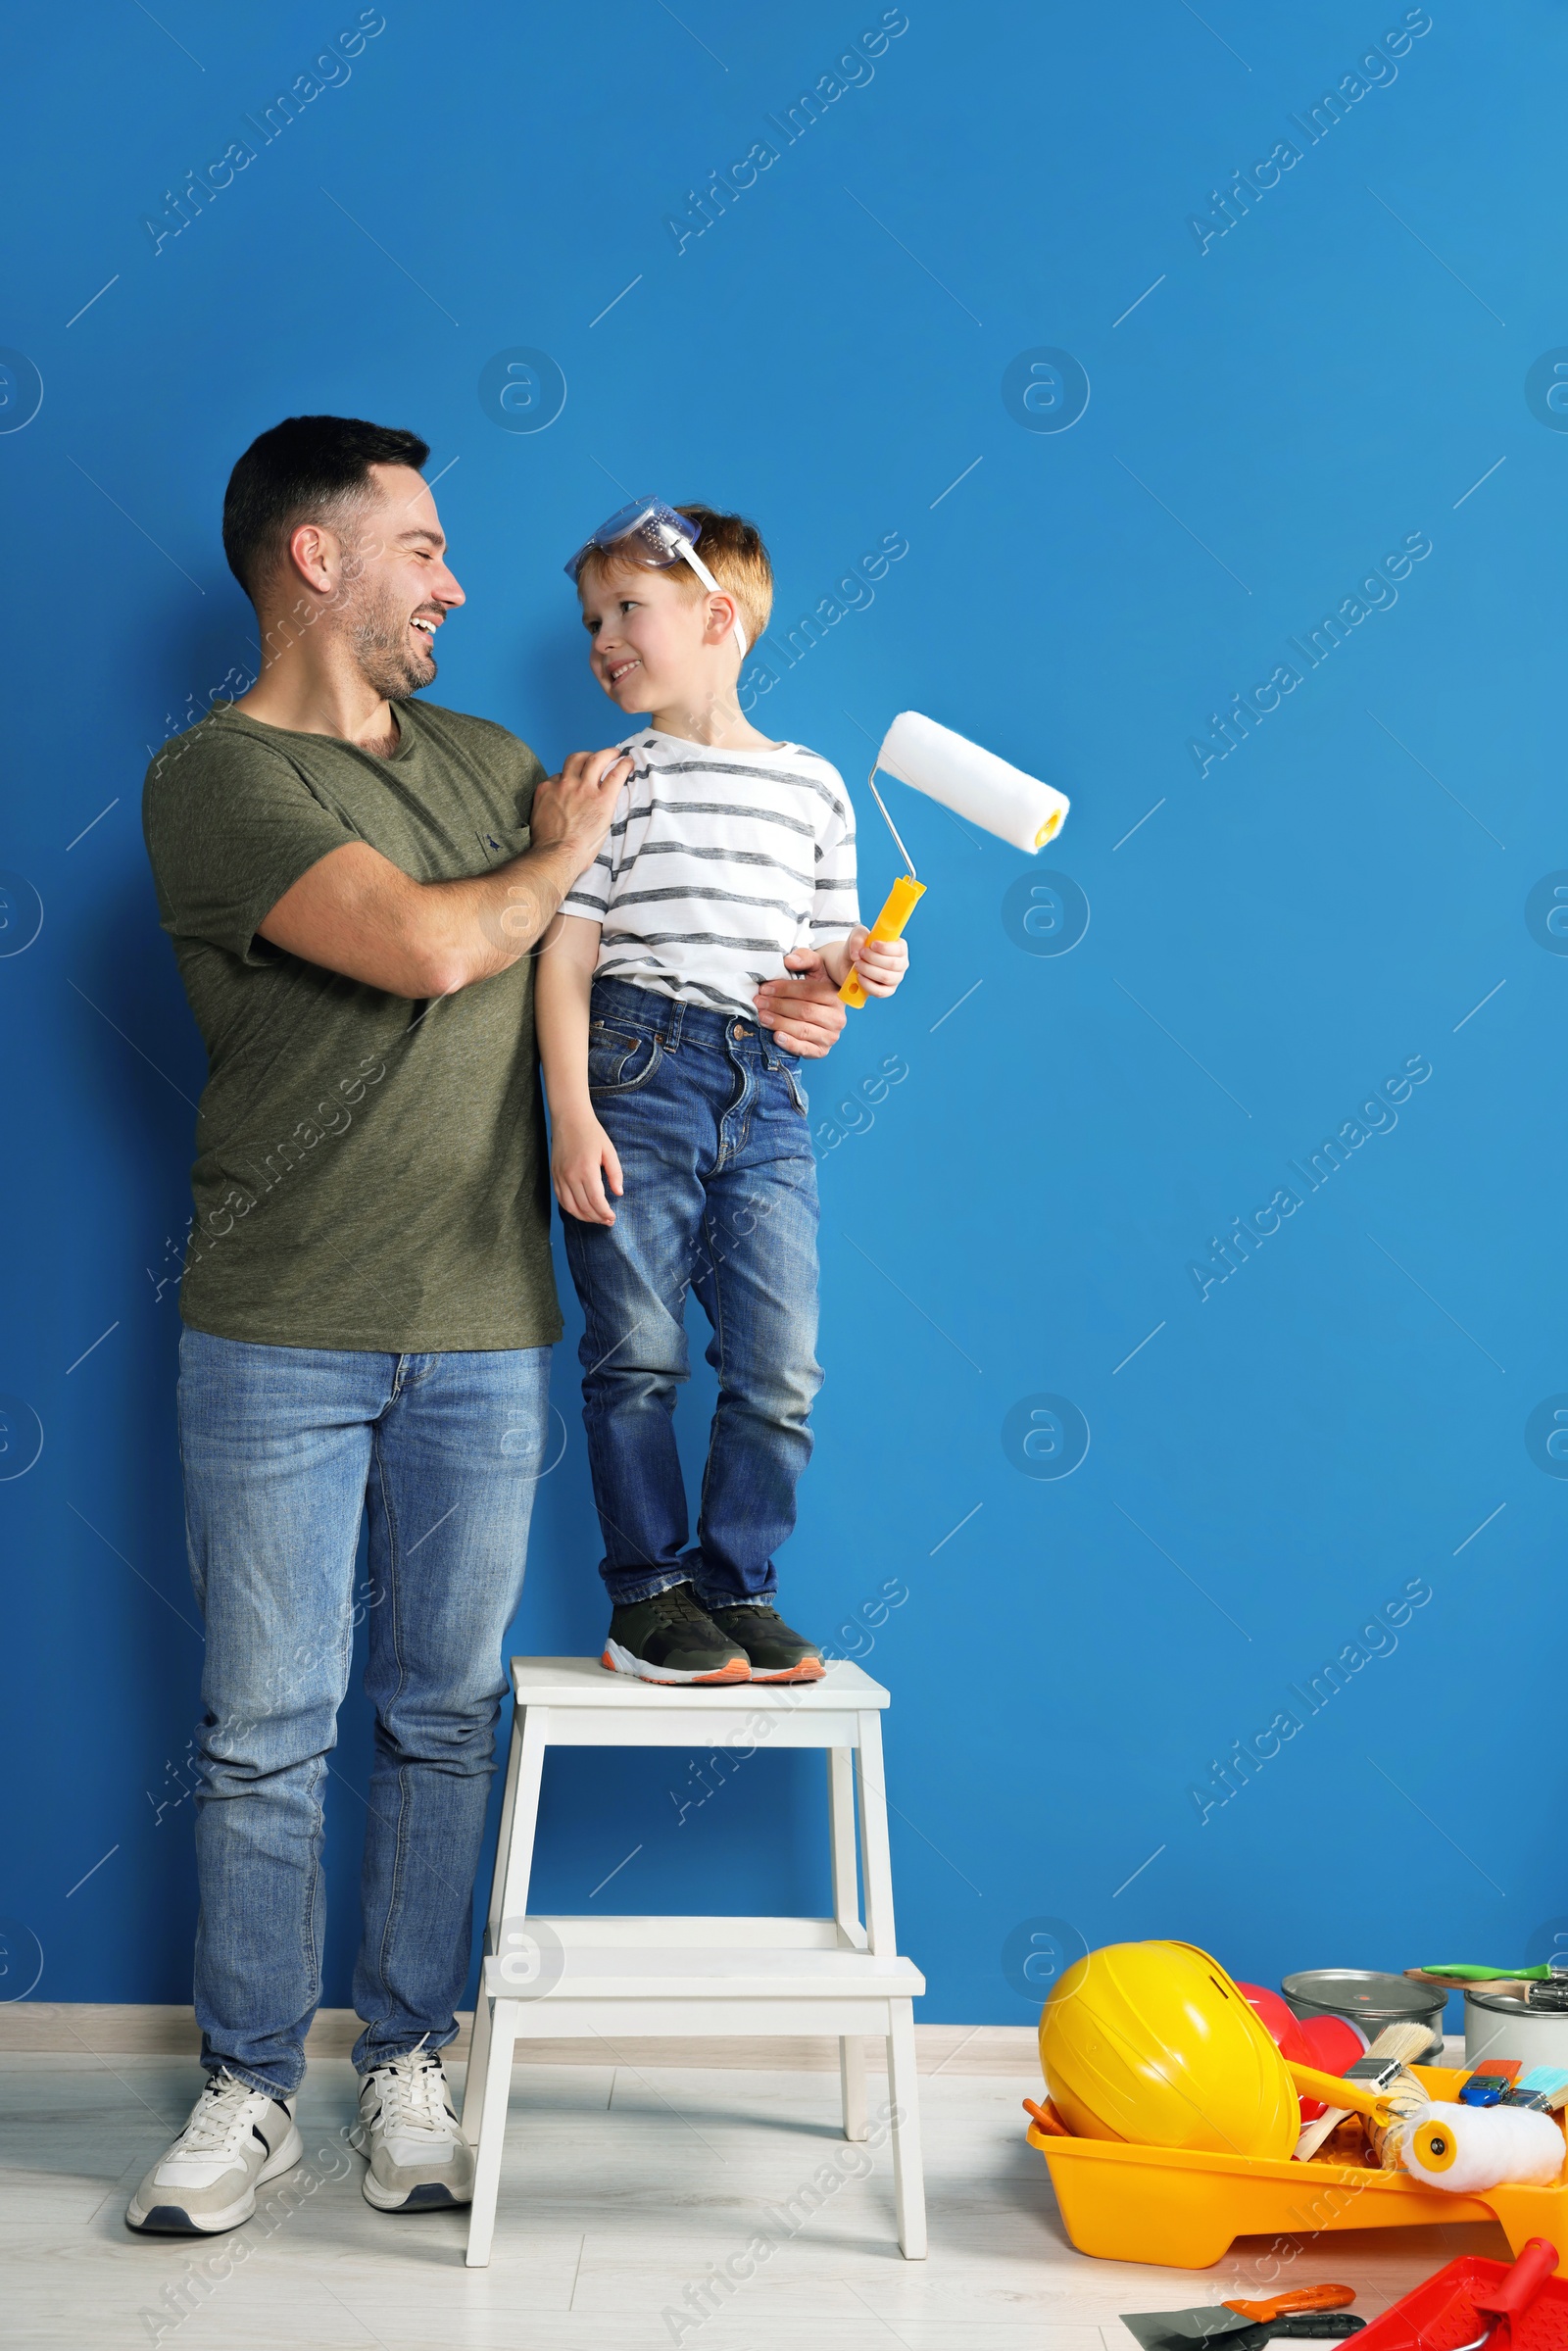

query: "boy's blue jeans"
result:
(562, 976), (823, 1611)
(177, 1330), (551, 2097)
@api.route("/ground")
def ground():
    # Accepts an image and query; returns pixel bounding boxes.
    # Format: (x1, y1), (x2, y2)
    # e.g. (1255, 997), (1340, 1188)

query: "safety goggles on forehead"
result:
(564, 496), (748, 657)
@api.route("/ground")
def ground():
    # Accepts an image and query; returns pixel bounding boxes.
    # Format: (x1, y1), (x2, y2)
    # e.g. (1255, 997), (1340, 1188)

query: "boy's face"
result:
(578, 561), (735, 716)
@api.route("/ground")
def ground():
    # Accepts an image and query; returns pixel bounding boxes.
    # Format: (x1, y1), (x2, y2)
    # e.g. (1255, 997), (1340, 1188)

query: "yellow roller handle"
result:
(839, 875), (927, 1007)
(1287, 2061), (1399, 2130)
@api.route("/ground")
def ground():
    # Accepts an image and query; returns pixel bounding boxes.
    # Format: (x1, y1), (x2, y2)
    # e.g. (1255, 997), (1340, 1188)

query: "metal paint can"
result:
(1282, 1969), (1446, 2060)
(1463, 1987), (1568, 2070)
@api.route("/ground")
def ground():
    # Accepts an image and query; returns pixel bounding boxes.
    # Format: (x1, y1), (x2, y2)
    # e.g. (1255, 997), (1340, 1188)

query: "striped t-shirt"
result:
(560, 730), (859, 1018)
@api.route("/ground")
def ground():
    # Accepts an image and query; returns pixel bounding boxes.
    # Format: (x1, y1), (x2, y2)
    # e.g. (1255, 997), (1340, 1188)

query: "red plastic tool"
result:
(1350, 2240), (1563, 2351)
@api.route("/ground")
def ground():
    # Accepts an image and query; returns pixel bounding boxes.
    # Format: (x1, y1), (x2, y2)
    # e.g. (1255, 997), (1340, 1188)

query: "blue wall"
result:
(2, 0), (1563, 2030)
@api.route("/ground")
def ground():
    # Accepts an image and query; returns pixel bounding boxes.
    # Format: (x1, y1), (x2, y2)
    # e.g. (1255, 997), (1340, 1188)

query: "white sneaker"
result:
(126, 2071), (303, 2234)
(357, 2039), (473, 2210)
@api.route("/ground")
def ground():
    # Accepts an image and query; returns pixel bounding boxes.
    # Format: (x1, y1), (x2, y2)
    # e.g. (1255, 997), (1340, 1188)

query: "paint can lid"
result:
(1283, 1968), (1446, 2029)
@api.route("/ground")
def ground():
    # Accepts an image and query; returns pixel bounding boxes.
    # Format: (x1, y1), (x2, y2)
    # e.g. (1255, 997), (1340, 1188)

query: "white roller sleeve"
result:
(876, 711), (1069, 855)
(1400, 2100), (1566, 2192)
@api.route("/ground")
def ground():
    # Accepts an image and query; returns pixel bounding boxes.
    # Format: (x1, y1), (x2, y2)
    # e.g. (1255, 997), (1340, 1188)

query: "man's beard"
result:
(345, 576), (437, 702)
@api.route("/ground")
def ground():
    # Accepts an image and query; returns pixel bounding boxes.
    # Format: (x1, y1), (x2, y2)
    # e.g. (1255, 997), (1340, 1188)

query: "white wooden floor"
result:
(1, 2046), (1510, 2351)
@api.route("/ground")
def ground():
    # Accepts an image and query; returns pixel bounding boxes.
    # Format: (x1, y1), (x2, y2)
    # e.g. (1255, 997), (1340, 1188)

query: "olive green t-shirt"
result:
(142, 699), (562, 1352)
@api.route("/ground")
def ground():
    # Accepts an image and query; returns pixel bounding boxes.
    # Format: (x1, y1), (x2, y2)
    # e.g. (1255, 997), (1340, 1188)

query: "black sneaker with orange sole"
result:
(705, 1603), (824, 1684)
(601, 1585), (751, 1685)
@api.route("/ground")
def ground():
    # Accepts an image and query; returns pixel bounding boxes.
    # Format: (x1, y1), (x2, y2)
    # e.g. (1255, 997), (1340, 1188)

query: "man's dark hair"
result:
(221, 415), (429, 600)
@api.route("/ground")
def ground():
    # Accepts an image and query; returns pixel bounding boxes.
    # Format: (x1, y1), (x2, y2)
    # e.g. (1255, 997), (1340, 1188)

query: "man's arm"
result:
(256, 748), (630, 997)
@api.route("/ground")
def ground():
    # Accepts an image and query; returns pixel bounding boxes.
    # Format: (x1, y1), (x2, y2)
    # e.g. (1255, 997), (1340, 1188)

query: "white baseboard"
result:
(0, 2002), (1037, 2076)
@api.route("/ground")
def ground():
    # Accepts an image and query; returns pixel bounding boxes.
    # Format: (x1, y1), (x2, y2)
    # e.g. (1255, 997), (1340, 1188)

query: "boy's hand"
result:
(843, 924), (908, 1000)
(552, 1110), (623, 1225)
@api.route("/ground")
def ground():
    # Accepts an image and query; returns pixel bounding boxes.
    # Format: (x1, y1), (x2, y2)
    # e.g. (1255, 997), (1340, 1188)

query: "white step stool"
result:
(461, 1656), (927, 2266)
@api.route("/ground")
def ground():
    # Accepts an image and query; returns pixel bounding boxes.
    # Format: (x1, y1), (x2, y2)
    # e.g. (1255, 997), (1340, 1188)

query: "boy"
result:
(536, 500), (907, 1685)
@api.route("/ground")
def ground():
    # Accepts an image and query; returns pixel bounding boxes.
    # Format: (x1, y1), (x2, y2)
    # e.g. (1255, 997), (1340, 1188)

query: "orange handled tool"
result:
(1224, 2289), (1357, 2323)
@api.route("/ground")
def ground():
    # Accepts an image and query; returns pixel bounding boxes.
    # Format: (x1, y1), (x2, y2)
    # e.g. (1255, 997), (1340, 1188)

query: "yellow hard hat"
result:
(1039, 1939), (1298, 2158)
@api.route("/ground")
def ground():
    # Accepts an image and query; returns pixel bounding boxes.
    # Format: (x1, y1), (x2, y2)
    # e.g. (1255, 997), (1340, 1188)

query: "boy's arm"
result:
(535, 917), (624, 1225)
(808, 788), (908, 1000)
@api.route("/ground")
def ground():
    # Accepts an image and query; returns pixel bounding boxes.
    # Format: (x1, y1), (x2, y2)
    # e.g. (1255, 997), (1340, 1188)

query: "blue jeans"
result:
(562, 977), (823, 1610)
(177, 1331), (551, 2097)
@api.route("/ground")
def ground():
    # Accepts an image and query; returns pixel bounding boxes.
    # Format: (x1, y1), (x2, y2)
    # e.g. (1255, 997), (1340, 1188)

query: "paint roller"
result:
(841, 711), (1072, 1007)
(1288, 2059), (1568, 2188)
(1401, 2100), (1567, 2192)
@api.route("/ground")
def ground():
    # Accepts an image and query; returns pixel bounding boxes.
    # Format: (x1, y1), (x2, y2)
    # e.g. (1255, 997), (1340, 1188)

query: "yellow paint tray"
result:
(1025, 2064), (1568, 2271)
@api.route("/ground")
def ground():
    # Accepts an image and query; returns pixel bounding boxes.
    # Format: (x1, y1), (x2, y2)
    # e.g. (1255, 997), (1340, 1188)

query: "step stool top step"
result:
(483, 1941), (926, 1999)
(508, 1657), (890, 1708)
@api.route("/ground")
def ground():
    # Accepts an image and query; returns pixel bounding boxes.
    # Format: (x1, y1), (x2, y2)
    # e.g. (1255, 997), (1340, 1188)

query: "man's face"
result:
(335, 464), (466, 702)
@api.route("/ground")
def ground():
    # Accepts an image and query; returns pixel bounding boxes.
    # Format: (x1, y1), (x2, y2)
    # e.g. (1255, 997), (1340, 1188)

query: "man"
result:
(129, 416), (848, 2234)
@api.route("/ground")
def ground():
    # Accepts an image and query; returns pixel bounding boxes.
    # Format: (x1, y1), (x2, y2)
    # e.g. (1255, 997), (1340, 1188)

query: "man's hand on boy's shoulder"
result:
(529, 746), (632, 872)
